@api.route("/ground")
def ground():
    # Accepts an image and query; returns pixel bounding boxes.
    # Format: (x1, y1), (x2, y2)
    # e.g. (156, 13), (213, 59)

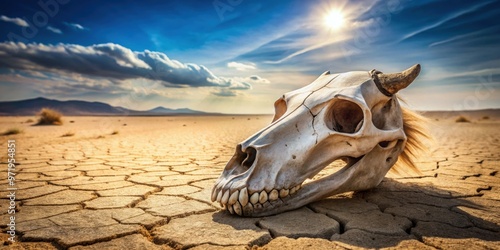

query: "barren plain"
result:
(0, 113), (499, 249)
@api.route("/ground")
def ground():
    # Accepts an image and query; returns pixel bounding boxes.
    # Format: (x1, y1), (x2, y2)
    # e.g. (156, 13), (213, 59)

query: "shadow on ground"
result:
(212, 179), (500, 249)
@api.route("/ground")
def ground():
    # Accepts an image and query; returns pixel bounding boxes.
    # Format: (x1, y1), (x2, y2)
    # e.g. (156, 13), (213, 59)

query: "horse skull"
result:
(212, 64), (421, 216)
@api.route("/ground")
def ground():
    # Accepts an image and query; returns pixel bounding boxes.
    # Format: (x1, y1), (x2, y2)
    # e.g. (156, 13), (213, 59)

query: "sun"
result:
(324, 9), (345, 30)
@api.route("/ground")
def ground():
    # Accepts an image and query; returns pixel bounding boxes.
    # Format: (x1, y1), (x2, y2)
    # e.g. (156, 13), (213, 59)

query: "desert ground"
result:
(0, 112), (499, 249)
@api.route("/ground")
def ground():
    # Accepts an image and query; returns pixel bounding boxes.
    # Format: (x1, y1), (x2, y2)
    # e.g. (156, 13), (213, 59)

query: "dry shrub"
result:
(2, 128), (23, 136)
(61, 131), (75, 137)
(25, 118), (34, 123)
(482, 116), (490, 120)
(111, 130), (119, 135)
(36, 108), (63, 125)
(455, 116), (470, 123)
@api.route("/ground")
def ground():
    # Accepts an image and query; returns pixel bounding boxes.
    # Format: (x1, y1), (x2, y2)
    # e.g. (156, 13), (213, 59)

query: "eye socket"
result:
(272, 97), (287, 122)
(326, 99), (364, 133)
(371, 99), (392, 129)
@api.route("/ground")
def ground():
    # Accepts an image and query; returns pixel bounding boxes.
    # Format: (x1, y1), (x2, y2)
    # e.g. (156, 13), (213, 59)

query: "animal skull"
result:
(212, 64), (421, 217)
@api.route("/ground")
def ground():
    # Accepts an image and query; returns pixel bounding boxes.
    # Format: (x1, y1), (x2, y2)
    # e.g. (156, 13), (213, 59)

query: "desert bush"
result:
(25, 118), (34, 123)
(482, 116), (490, 120)
(111, 130), (119, 135)
(36, 108), (63, 125)
(455, 116), (470, 123)
(1, 128), (23, 136)
(61, 132), (75, 137)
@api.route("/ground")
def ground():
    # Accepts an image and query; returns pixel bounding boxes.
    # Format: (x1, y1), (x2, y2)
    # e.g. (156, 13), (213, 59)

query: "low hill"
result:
(0, 97), (214, 116)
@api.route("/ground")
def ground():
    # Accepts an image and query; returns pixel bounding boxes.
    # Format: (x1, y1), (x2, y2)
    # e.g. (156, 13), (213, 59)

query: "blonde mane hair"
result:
(391, 107), (432, 175)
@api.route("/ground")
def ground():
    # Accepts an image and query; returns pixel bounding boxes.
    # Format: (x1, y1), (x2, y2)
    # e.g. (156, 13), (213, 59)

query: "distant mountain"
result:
(0, 97), (213, 116)
(146, 106), (206, 114)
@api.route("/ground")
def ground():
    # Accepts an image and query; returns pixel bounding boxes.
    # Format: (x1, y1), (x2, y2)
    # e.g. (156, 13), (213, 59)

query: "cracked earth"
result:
(0, 115), (499, 249)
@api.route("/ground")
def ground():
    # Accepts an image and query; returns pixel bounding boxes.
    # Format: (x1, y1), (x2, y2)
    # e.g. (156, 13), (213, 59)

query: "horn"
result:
(371, 64), (421, 96)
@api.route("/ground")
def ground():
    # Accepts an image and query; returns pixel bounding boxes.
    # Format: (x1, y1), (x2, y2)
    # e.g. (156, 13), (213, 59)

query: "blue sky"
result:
(0, 0), (498, 113)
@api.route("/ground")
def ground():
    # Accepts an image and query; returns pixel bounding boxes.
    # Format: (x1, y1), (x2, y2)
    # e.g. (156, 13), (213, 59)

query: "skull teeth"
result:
(250, 192), (259, 204)
(290, 184), (301, 194)
(228, 190), (239, 205)
(269, 189), (279, 201)
(216, 190), (223, 202)
(220, 190), (229, 205)
(279, 188), (289, 198)
(217, 183), (303, 215)
(238, 187), (249, 207)
(258, 191), (268, 204)
(211, 188), (218, 202)
(233, 201), (242, 216)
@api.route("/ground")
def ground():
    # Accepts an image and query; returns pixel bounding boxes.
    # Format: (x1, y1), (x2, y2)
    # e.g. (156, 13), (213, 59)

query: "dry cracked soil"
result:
(0, 114), (498, 249)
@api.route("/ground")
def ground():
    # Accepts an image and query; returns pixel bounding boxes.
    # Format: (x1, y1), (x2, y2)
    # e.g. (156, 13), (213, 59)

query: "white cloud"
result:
(0, 42), (251, 90)
(428, 27), (495, 48)
(227, 61), (256, 71)
(0, 15), (29, 27)
(64, 22), (87, 30)
(243, 75), (270, 84)
(47, 26), (62, 34)
(398, 1), (494, 43)
(212, 89), (238, 97)
(1, 69), (130, 96)
(421, 68), (500, 82)
(350, 19), (376, 28)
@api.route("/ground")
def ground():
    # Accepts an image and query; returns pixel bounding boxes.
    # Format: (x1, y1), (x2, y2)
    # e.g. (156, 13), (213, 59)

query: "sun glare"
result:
(324, 9), (345, 30)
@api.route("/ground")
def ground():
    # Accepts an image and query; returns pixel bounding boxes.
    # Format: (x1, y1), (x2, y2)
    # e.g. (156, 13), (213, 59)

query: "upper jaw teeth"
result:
(212, 183), (302, 216)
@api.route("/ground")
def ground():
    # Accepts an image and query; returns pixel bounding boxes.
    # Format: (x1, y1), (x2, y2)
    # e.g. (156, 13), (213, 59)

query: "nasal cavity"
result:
(378, 139), (399, 149)
(378, 141), (391, 148)
(241, 146), (257, 168)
